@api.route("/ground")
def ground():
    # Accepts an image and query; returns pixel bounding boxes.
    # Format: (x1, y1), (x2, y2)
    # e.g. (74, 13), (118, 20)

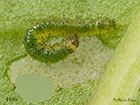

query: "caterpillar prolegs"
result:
(24, 17), (116, 63)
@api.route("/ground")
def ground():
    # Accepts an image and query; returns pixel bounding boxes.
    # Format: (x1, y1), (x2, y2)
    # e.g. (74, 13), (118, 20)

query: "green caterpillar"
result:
(24, 17), (116, 63)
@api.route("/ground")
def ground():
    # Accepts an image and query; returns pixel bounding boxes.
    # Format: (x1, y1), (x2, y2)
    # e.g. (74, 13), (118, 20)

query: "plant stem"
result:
(88, 9), (140, 105)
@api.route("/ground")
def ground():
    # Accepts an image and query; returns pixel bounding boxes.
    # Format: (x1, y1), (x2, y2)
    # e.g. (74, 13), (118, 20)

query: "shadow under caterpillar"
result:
(24, 17), (116, 63)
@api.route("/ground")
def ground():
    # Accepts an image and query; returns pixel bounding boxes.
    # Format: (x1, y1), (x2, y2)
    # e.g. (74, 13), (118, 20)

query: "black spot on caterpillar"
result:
(24, 17), (116, 63)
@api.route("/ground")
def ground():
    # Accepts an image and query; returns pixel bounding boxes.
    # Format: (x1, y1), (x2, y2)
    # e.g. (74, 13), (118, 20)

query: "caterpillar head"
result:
(67, 34), (79, 53)
(70, 34), (79, 48)
(62, 35), (79, 53)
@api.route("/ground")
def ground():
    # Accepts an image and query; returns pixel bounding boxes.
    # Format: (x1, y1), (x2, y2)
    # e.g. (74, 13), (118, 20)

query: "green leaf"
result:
(0, 0), (140, 105)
